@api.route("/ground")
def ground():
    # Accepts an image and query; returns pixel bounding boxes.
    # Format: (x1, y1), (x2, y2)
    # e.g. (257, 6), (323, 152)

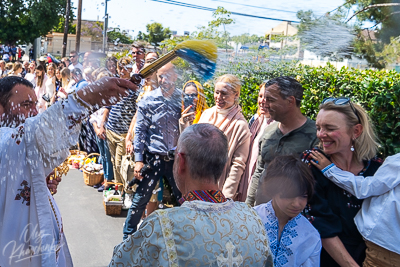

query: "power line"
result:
(210, 0), (298, 14)
(150, 0), (300, 22)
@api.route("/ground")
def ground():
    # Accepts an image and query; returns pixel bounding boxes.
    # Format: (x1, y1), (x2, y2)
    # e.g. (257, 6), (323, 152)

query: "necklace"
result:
(48, 195), (62, 259)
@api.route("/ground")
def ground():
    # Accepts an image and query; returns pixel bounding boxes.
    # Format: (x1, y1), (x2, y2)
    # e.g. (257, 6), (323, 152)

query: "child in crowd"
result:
(254, 155), (321, 267)
(310, 150), (400, 267)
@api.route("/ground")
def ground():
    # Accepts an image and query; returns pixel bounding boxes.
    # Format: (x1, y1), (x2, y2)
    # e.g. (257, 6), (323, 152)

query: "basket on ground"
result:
(103, 182), (124, 215)
(82, 153), (103, 186)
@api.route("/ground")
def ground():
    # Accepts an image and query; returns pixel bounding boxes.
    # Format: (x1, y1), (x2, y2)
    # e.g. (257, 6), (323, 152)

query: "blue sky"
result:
(72, 0), (345, 37)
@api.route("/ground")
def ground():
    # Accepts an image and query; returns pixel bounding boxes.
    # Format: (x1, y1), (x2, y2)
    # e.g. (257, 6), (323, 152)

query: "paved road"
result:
(54, 169), (128, 267)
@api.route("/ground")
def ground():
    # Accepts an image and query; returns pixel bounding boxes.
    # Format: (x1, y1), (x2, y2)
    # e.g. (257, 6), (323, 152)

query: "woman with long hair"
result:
(179, 80), (208, 133)
(198, 74), (251, 200)
(34, 64), (48, 113)
(8, 62), (23, 77)
(57, 68), (73, 98)
(301, 98), (382, 266)
(236, 82), (274, 202)
(45, 63), (57, 106)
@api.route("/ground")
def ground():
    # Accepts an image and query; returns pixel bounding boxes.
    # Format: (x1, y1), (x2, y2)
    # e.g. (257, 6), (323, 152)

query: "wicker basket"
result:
(69, 150), (87, 156)
(83, 170), (104, 186)
(82, 153), (103, 186)
(103, 182), (124, 215)
(103, 200), (123, 215)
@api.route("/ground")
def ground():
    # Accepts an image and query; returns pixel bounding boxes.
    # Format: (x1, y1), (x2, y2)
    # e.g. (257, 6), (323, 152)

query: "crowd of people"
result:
(0, 41), (399, 267)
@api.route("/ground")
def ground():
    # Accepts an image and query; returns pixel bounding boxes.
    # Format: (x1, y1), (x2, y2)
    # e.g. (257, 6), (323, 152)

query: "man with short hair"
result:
(246, 76), (319, 206)
(110, 123), (274, 266)
(131, 42), (145, 73)
(0, 76), (137, 267)
(68, 50), (83, 71)
(121, 62), (182, 239)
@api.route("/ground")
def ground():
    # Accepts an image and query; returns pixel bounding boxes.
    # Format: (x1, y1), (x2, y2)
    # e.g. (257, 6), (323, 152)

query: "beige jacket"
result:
(199, 106), (251, 199)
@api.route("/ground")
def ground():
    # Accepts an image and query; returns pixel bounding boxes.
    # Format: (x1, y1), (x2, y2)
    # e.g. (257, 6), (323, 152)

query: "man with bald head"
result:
(123, 62), (182, 239)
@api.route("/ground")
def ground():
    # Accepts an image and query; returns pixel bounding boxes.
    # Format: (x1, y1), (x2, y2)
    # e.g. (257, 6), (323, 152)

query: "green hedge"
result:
(192, 61), (400, 157)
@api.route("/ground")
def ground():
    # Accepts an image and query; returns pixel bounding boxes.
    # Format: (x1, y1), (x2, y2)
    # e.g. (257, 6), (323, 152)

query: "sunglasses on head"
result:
(322, 97), (361, 124)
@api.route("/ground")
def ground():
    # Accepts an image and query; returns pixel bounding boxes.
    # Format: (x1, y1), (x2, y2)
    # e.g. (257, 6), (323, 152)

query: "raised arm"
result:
(312, 151), (400, 199)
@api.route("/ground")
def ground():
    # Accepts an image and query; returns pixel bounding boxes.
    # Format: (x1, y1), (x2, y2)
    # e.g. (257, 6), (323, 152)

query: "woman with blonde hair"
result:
(301, 97), (382, 267)
(8, 62), (23, 77)
(237, 82), (273, 201)
(179, 80), (209, 133)
(57, 68), (74, 98)
(198, 74), (251, 200)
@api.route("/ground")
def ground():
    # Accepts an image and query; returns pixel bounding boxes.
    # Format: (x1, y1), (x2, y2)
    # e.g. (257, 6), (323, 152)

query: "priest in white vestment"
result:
(110, 123), (273, 267)
(0, 76), (136, 267)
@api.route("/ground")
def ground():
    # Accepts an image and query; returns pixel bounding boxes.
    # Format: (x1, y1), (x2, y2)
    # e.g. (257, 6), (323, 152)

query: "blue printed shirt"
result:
(134, 87), (182, 161)
(254, 201), (321, 267)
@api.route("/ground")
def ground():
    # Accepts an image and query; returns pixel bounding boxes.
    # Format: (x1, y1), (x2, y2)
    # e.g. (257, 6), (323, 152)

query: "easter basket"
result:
(81, 153), (104, 186)
(103, 182), (124, 215)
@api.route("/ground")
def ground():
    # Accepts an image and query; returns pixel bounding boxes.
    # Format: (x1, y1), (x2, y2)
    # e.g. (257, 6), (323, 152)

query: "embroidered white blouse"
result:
(0, 93), (90, 267)
(324, 153), (400, 255)
(254, 201), (321, 267)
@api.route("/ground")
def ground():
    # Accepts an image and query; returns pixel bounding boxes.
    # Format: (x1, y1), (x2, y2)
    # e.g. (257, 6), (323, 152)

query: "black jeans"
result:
(122, 151), (182, 240)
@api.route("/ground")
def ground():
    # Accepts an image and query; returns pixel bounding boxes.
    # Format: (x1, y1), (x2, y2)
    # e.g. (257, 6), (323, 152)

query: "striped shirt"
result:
(106, 90), (138, 134)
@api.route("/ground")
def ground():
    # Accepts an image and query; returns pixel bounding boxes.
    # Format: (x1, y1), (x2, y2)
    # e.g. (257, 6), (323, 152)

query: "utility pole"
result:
(75, 0), (83, 53)
(102, 0), (109, 53)
(62, 0), (71, 57)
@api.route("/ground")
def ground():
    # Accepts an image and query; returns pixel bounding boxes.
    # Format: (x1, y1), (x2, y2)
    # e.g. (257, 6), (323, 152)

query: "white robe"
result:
(0, 93), (90, 267)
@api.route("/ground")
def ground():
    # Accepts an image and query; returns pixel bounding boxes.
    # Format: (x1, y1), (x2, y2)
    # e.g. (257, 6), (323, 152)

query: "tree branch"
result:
(346, 3), (400, 22)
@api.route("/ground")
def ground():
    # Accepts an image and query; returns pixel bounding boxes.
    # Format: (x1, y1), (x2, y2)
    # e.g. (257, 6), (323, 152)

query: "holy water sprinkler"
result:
(130, 39), (218, 85)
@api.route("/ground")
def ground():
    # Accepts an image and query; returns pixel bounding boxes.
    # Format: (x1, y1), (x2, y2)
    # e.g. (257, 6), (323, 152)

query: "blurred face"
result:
(23, 62), (29, 69)
(69, 53), (78, 64)
(29, 63), (35, 72)
(107, 61), (117, 74)
(214, 82), (237, 110)
(264, 84), (288, 122)
(258, 86), (269, 116)
(131, 47), (145, 63)
(55, 69), (61, 80)
(118, 64), (132, 79)
(316, 109), (355, 156)
(47, 66), (55, 77)
(272, 193), (307, 220)
(0, 62), (5, 69)
(145, 52), (158, 63)
(0, 84), (38, 127)
(35, 69), (43, 78)
(72, 73), (82, 83)
(157, 64), (177, 92)
(184, 85), (198, 107)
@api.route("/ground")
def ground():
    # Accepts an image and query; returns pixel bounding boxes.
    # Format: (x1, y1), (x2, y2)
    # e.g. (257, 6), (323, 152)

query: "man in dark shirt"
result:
(246, 76), (319, 206)
(122, 62), (182, 240)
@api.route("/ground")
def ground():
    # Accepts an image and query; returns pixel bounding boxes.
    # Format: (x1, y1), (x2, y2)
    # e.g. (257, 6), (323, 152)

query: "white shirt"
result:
(68, 62), (83, 71)
(254, 201), (321, 267)
(324, 153), (400, 255)
(0, 93), (90, 267)
(25, 73), (36, 87)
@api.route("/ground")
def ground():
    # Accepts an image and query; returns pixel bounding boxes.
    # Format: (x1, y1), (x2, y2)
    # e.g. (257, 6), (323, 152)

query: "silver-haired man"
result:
(110, 123), (273, 267)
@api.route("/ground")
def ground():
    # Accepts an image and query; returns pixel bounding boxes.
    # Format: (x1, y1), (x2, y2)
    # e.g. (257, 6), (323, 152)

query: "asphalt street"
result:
(54, 169), (128, 267)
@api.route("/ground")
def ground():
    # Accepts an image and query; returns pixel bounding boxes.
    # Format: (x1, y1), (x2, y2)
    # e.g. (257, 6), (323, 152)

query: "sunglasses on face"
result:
(322, 97), (361, 124)
(70, 55), (77, 58)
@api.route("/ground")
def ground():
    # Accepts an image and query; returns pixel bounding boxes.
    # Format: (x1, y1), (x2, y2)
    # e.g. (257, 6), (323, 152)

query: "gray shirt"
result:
(134, 87), (182, 161)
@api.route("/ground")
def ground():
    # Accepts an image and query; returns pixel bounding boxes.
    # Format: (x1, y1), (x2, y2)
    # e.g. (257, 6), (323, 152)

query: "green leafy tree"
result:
(0, 0), (65, 44)
(53, 5), (76, 34)
(231, 33), (261, 45)
(108, 28), (133, 44)
(208, 6), (235, 50)
(142, 22), (171, 46)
